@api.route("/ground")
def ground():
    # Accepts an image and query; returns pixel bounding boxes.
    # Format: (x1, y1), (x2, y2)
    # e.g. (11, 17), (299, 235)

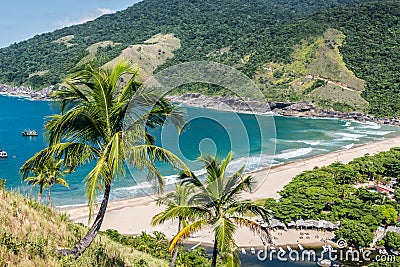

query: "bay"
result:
(0, 94), (399, 207)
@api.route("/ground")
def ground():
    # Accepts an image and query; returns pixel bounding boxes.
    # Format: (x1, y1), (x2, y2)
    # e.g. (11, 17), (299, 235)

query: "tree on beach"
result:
(152, 152), (271, 267)
(20, 60), (186, 259)
(153, 183), (194, 267)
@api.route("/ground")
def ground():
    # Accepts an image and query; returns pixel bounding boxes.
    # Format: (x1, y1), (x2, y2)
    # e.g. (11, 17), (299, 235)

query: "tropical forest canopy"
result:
(0, 0), (399, 117)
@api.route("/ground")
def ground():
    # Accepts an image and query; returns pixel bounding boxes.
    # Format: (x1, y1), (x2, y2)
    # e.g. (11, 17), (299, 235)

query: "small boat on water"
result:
(22, 129), (38, 136)
(0, 150), (8, 158)
(317, 259), (332, 267)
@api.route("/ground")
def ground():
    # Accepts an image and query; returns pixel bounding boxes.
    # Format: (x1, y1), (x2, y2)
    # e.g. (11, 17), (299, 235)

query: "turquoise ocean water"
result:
(1, 94), (399, 207)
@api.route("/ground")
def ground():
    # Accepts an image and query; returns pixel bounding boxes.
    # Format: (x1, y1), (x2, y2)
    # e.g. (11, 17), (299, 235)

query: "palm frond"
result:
(126, 145), (189, 191)
(20, 143), (96, 179)
(232, 217), (271, 244)
(213, 217), (236, 253)
(152, 206), (209, 226)
(226, 201), (270, 222)
(169, 219), (208, 252)
(55, 178), (70, 188)
(222, 173), (253, 204)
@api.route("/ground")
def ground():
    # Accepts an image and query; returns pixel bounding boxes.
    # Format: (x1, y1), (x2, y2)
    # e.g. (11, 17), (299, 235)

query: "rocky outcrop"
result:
(169, 93), (400, 126)
(168, 93), (272, 114)
(0, 84), (53, 99)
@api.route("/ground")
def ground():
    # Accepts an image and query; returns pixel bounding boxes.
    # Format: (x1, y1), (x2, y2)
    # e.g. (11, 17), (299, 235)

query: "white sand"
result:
(66, 137), (400, 247)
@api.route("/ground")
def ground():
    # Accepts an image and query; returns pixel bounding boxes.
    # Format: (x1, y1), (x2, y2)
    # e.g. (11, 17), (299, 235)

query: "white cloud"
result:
(56, 8), (116, 28)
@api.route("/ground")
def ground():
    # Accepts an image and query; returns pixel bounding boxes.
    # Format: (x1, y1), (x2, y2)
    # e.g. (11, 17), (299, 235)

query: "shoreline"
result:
(1, 89), (399, 126)
(168, 93), (400, 126)
(65, 136), (400, 248)
(58, 135), (390, 211)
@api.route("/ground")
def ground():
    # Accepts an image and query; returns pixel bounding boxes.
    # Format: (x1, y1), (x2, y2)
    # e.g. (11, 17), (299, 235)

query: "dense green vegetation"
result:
(264, 147), (400, 247)
(2, 0), (400, 116)
(380, 232), (400, 251)
(103, 229), (211, 266)
(311, 1), (400, 116)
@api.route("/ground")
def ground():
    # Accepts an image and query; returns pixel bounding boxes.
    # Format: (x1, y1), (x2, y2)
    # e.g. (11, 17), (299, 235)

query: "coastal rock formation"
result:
(1, 86), (398, 126)
(168, 93), (271, 114)
(0, 84), (53, 99)
(170, 93), (400, 126)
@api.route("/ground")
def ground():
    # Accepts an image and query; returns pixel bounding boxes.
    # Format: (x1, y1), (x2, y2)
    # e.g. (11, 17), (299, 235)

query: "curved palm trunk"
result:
(169, 219), (182, 267)
(211, 236), (218, 267)
(58, 183), (111, 259)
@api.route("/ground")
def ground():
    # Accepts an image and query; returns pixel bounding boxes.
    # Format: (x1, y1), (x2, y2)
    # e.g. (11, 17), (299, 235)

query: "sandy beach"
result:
(66, 136), (400, 248)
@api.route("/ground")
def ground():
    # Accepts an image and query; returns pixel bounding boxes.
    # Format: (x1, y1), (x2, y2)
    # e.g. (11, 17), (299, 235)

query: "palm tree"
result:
(22, 156), (70, 205)
(20, 60), (186, 258)
(44, 158), (70, 206)
(152, 152), (271, 267)
(24, 166), (48, 203)
(153, 183), (194, 267)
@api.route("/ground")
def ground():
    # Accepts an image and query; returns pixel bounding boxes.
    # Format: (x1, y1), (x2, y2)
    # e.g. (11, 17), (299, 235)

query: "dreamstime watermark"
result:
(242, 239), (398, 264)
(122, 61), (277, 198)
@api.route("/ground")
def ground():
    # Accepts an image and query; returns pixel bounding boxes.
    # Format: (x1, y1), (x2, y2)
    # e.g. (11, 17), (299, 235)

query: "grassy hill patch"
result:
(0, 185), (166, 266)
(105, 33), (181, 80)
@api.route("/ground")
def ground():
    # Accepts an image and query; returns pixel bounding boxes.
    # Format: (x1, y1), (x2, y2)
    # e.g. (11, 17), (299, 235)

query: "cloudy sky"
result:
(0, 0), (141, 48)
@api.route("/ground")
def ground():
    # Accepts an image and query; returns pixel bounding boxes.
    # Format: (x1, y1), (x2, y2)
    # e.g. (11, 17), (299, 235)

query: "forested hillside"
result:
(0, 0), (398, 117)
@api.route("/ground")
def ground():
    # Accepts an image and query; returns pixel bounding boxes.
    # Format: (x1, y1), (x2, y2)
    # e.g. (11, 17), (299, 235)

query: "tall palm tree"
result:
(153, 183), (194, 267)
(20, 60), (186, 258)
(152, 152), (271, 267)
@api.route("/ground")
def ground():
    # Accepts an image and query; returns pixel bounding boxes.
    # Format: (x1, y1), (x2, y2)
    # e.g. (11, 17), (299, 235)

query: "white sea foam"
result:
(343, 143), (355, 150)
(277, 139), (348, 147)
(109, 170), (207, 200)
(352, 130), (393, 136)
(228, 154), (278, 173)
(57, 203), (88, 209)
(275, 147), (313, 160)
(334, 132), (366, 141)
(358, 121), (381, 129)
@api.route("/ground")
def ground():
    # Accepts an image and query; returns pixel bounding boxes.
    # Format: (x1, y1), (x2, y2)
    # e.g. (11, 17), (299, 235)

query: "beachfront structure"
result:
(288, 219), (340, 230)
(269, 219), (287, 230)
(386, 226), (400, 235)
(265, 218), (340, 231)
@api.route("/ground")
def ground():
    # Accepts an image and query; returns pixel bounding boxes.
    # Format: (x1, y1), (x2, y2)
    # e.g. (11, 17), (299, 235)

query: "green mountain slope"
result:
(0, 0), (398, 116)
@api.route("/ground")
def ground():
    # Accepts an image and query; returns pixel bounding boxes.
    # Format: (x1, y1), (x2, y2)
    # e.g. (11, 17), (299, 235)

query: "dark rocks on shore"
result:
(169, 93), (400, 126)
(1, 87), (398, 126)
(0, 84), (53, 99)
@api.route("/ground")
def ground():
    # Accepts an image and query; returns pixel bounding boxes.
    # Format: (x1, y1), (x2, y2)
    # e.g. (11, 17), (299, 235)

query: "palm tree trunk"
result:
(211, 236), (218, 267)
(169, 219), (181, 267)
(58, 183), (111, 259)
(38, 183), (43, 203)
(47, 188), (51, 206)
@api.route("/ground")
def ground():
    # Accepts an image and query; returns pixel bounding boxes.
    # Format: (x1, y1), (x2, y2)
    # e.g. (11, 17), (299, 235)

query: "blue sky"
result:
(0, 0), (141, 48)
